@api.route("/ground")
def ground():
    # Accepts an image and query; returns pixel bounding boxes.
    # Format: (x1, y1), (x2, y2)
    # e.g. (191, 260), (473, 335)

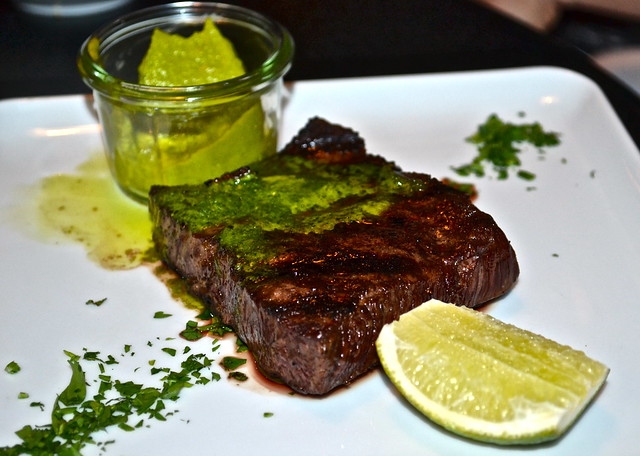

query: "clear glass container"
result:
(12, 0), (134, 17)
(77, 2), (294, 202)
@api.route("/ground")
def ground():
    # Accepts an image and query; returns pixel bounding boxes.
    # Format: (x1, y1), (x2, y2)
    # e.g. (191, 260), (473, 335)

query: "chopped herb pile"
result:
(453, 114), (560, 180)
(1, 309), (251, 455)
(0, 348), (221, 455)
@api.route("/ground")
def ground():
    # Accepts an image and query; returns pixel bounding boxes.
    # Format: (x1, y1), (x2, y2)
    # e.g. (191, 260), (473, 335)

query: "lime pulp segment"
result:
(376, 299), (609, 445)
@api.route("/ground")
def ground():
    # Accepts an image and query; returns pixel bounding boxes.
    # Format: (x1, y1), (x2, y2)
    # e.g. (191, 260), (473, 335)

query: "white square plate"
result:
(1, 66), (639, 455)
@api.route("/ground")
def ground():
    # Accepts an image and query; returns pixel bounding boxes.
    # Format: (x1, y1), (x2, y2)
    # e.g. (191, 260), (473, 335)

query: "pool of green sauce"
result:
(151, 154), (428, 277)
(27, 153), (204, 311)
(35, 153), (154, 270)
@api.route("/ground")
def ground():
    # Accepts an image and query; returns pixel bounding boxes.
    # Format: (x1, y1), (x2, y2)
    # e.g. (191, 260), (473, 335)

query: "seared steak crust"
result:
(150, 118), (519, 395)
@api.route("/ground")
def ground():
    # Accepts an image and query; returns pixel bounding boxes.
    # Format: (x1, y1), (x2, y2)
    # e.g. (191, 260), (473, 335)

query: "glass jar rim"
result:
(77, 1), (294, 102)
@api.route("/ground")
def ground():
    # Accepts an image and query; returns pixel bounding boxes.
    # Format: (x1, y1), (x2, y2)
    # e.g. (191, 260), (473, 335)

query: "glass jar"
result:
(77, 2), (294, 203)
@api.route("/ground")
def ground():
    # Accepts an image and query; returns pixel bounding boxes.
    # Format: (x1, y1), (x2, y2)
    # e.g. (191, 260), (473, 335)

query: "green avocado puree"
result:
(138, 18), (245, 86)
(104, 19), (272, 202)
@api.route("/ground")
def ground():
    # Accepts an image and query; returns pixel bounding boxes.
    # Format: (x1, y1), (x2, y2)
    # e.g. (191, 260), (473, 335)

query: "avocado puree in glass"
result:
(138, 19), (245, 86)
(107, 19), (272, 202)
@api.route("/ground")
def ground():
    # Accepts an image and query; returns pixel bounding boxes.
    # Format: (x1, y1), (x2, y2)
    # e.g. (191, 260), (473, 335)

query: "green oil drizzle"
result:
(33, 153), (154, 270)
(21, 152), (206, 311)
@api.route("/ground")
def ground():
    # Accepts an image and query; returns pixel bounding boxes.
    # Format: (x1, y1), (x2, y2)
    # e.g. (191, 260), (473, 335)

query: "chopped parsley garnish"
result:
(0, 312), (239, 455)
(235, 338), (249, 353)
(220, 356), (247, 371)
(85, 298), (107, 307)
(453, 113), (560, 180)
(83, 351), (103, 362)
(180, 320), (207, 341)
(4, 361), (20, 374)
(30, 402), (45, 411)
(1, 347), (223, 455)
(228, 372), (248, 381)
(162, 348), (177, 357)
(179, 317), (233, 341)
(516, 170), (536, 181)
(153, 311), (172, 319)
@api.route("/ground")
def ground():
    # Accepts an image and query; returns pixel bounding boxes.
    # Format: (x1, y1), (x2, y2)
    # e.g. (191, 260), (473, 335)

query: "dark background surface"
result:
(2, 0), (640, 144)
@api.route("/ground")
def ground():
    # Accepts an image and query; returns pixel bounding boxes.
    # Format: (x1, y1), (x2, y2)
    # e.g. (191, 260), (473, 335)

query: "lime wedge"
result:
(376, 299), (609, 445)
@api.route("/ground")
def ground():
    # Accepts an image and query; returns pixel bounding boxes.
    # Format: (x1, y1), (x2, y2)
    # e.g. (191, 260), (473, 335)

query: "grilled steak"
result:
(149, 117), (519, 395)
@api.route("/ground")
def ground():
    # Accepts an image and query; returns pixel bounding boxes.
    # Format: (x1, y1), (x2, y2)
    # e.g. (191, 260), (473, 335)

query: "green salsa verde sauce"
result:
(150, 155), (428, 278)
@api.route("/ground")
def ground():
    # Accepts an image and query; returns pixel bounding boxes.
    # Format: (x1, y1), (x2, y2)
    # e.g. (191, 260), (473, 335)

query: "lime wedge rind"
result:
(376, 299), (609, 445)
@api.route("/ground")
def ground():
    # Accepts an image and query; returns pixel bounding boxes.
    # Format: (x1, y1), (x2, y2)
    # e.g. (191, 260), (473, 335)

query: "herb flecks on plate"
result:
(4, 361), (21, 374)
(0, 301), (252, 454)
(453, 113), (560, 180)
(1, 342), (223, 454)
(179, 317), (234, 341)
